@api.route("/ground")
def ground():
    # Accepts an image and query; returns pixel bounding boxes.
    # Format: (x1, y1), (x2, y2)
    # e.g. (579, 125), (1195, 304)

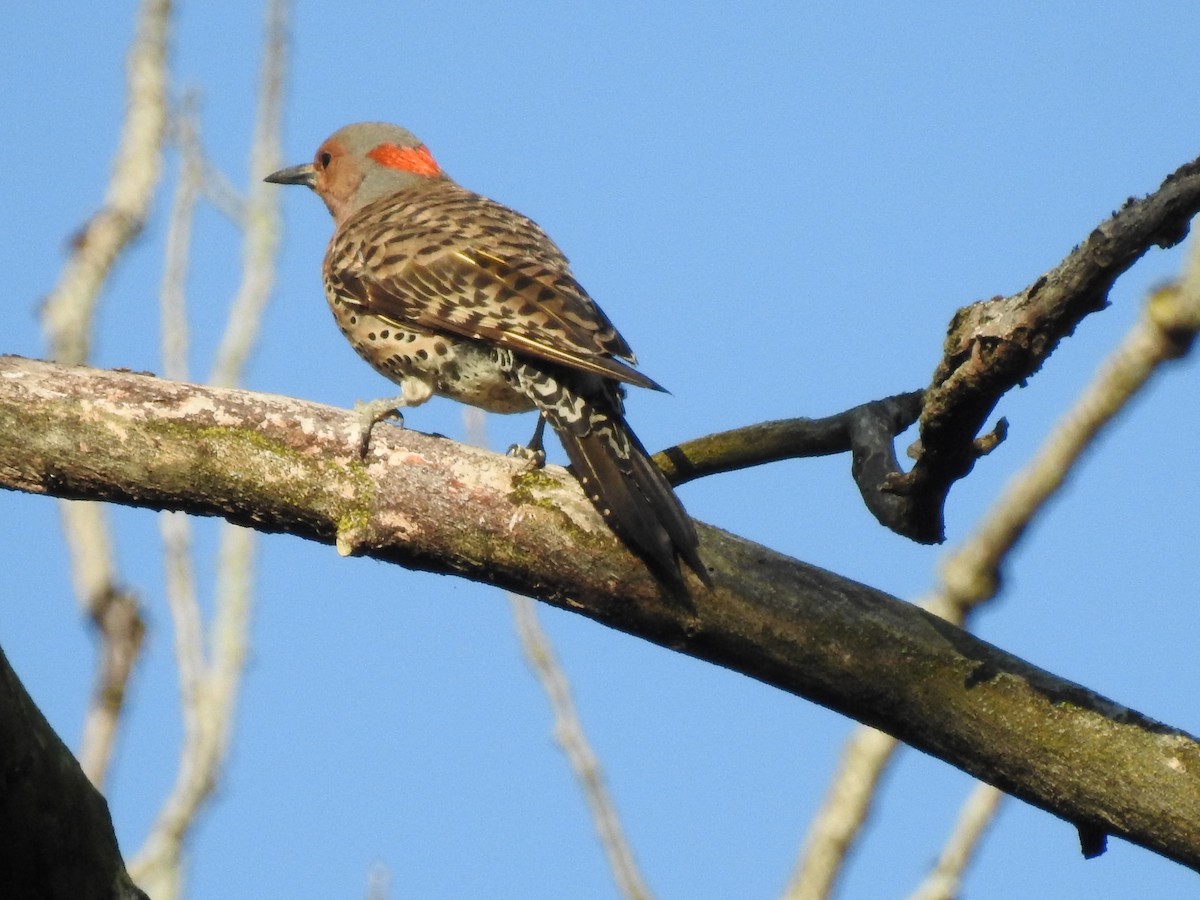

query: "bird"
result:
(265, 122), (708, 590)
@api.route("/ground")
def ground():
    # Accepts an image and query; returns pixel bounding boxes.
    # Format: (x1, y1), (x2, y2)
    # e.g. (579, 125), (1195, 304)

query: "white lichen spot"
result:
(290, 414), (318, 436)
(174, 394), (230, 425)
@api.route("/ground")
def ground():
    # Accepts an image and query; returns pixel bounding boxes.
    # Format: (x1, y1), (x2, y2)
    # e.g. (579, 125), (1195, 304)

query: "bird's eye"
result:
(318, 151), (332, 168)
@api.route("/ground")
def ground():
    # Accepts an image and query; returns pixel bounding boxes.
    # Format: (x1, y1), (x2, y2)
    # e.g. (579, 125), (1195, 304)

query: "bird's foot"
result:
(506, 442), (546, 471)
(507, 416), (548, 471)
(354, 398), (406, 460)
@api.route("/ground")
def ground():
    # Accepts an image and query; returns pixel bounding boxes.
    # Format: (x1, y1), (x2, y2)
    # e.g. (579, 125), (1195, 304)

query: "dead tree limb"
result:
(894, 155), (1200, 542)
(656, 390), (924, 531)
(0, 355), (1198, 872)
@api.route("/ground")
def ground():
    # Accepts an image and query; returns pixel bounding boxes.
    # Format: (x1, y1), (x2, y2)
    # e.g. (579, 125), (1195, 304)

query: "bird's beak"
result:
(264, 163), (316, 188)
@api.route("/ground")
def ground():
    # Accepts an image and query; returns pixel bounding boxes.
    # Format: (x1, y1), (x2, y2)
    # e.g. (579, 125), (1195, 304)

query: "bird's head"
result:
(265, 122), (445, 224)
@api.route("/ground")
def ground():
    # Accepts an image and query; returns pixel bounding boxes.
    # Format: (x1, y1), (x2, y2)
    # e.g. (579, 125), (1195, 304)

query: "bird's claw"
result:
(507, 416), (548, 470)
(506, 442), (547, 471)
(353, 398), (406, 460)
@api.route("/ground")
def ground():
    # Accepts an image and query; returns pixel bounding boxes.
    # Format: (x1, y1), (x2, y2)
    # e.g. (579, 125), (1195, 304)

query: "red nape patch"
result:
(367, 143), (441, 177)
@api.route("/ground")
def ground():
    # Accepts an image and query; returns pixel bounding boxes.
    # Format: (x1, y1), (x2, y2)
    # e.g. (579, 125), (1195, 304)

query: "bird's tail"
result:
(546, 397), (709, 591)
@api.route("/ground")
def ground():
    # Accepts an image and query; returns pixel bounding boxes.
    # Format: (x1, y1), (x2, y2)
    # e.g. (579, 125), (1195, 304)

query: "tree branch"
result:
(655, 391), (924, 533)
(784, 727), (900, 900)
(892, 153), (1200, 542)
(910, 784), (1004, 900)
(0, 643), (146, 900)
(785, 241), (1200, 893)
(510, 595), (652, 900)
(1, 355), (1198, 872)
(656, 153), (1200, 546)
(40, 0), (172, 793)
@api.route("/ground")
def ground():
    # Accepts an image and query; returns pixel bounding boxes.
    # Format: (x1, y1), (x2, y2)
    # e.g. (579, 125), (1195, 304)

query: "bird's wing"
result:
(329, 191), (666, 392)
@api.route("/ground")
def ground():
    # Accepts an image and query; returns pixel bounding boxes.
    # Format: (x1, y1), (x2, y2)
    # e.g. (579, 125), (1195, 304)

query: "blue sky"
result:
(3, 3), (1198, 898)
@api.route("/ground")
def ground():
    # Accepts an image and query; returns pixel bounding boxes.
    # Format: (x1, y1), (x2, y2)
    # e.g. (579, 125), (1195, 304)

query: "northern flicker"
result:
(266, 122), (708, 589)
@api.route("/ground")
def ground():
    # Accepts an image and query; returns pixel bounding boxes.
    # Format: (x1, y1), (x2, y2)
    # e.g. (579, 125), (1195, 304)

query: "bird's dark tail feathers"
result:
(548, 403), (710, 592)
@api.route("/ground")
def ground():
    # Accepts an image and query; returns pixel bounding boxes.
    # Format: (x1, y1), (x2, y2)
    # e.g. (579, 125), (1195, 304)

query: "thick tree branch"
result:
(892, 153), (1200, 542)
(1, 355), (1198, 872)
(0, 643), (145, 900)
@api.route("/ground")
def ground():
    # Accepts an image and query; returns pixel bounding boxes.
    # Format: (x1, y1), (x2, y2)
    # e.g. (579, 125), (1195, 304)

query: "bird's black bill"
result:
(264, 163), (316, 188)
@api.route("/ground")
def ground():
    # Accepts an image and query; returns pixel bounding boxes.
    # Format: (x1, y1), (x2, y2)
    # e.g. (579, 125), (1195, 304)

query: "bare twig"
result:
(129, 2), (289, 895)
(137, 113), (207, 888)
(463, 408), (653, 900)
(782, 727), (900, 900)
(511, 595), (654, 900)
(154, 97), (207, 869)
(46, 0), (171, 790)
(160, 95), (204, 383)
(41, 0), (171, 366)
(200, 162), (247, 226)
(656, 392), (925, 536)
(655, 392), (923, 487)
(76, 584), (146, 789)
(208, 0), (287, 389)
(127, 519), (251, 899)
(909, 785), (1004, 900)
